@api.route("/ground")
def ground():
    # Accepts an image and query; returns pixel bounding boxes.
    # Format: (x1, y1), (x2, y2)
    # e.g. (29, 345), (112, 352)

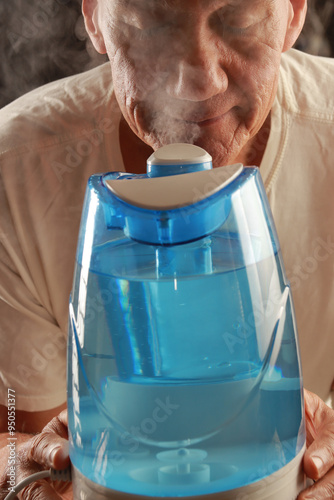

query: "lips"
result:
(160, 109), (229, 126)
(151, 100), (240, 129)
(171, 105), (237, 126)
(185, 113), (228, 126)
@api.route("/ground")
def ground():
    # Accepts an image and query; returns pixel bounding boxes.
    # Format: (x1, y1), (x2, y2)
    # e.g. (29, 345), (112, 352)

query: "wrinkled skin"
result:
(0, 411), (71, 499)
(84, 0), (302, 167)
(297, 391), (334, 499)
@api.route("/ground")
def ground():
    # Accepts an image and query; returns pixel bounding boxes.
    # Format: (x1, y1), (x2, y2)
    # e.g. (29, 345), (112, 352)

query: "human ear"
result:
(82, 0), (107, 54)
(282, 0), (307, 52)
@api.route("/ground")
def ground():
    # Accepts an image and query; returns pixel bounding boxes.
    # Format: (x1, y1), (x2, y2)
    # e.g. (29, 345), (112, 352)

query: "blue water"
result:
(67, 237), (305, 496)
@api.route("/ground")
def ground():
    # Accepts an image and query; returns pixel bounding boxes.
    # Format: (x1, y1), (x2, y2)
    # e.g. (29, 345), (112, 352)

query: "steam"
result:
(146, 65), (204, 146)
(0, 0), (107, 108)
(149, 109), (201, 147)
(127, 58), (204, 148)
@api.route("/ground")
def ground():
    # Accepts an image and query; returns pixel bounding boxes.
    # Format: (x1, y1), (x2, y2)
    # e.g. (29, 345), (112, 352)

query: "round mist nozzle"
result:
(147, 143), (212, 177)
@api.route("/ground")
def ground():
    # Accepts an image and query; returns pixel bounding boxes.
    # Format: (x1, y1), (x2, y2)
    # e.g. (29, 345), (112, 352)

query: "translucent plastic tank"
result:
(67, 144), (306, 499)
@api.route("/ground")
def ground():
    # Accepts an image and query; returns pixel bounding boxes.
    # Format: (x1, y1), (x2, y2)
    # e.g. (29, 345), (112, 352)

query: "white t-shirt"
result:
(0, 49), (333, 411)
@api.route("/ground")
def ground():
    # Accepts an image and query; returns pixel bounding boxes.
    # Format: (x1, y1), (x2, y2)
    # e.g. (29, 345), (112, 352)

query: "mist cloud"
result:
(0, 0), (107, 108)
(149, 109), (201, 146)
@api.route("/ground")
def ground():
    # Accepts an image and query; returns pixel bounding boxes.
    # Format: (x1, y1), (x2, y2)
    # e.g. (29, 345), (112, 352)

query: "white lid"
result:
(105, 163), (243, 210)
(147, 143), (212, 165)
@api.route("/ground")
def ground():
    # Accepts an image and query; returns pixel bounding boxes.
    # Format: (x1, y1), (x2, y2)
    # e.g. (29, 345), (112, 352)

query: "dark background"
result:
(0, 0), (333, 108)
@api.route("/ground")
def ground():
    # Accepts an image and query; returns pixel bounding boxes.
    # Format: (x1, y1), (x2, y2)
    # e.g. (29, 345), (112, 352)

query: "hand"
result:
(298, 389), (334, 499)
(0, 410), (72, 500)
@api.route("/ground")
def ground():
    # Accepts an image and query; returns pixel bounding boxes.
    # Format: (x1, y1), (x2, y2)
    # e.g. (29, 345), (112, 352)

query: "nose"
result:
(165, 28), (228, 101)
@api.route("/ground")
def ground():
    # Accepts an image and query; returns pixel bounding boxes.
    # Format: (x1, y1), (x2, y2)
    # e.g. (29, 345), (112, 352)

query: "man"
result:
(0, 0), (334, 498)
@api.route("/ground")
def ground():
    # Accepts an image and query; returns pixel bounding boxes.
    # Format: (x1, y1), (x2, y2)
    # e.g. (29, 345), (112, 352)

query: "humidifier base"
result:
(72, 445), (310, 500)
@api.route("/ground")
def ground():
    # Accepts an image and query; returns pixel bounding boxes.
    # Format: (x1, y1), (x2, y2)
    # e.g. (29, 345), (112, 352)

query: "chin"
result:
(191, 137), (237, 168)
(195, 121), (255, 167)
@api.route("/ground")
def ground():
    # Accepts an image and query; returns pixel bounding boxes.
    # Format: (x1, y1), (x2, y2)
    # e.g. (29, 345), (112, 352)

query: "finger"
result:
(19, 479), (63, 500)
(303, 445), (334, 482)
(297, 466), (334, 499)
(28, 433), (70, 470)
(57, 409), (68, 430)
(304, 390), (319, 447)
(303, 392), (334, 480)
(27, 411), (70, 470)
(41, 410), (68, 440)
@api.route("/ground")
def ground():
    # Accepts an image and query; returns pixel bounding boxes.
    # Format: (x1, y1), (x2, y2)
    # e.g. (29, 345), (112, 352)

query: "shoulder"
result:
(278, 49), (334, 120)
(0, 63), (116, 160)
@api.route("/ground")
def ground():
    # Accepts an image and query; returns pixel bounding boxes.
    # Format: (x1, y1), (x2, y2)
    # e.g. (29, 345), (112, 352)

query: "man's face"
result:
(98, 0), (293, 166)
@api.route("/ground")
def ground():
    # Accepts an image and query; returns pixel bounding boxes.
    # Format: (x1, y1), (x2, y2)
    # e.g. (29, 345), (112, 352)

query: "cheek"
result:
(127, 41), (172, 100)
(108, 50), (158, 138)
(226, 11), (285, 93)
(229, 39), (281, 110)
(250, 56), (280, 115)
(111, 42), (168, 109)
